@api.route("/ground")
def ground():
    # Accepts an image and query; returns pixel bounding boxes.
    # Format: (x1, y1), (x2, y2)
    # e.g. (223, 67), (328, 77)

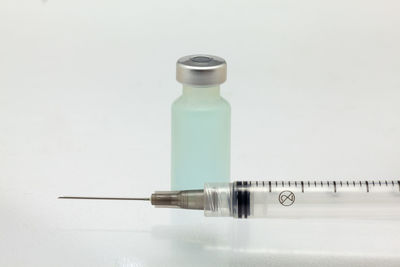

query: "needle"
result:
(58, 196), (150, 201)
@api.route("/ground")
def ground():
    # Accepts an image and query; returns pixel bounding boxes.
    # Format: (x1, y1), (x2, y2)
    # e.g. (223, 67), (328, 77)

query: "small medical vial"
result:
(171, 55), (231, 190)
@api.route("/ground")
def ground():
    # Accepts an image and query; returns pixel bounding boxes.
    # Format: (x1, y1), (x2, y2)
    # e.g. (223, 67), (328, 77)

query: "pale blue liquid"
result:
(171, 85), (231, 190)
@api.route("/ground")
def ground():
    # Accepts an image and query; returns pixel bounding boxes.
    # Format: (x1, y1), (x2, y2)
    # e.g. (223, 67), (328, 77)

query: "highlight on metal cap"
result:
(176, 54), (227, 86)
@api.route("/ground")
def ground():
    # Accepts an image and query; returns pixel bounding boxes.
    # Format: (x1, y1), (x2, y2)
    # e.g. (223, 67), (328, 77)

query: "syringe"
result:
(59, 180), (400, 219)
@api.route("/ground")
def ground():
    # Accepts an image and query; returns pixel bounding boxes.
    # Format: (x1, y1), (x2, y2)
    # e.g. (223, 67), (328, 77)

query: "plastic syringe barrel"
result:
(204, 181), (400, 219)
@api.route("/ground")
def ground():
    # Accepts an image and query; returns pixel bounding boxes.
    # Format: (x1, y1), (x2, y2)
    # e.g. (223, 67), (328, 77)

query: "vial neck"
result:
(182, 85), (221, 99)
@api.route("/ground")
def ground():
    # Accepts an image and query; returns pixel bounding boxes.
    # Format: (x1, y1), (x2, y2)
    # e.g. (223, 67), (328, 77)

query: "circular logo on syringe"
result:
(279, 191), (295, 206)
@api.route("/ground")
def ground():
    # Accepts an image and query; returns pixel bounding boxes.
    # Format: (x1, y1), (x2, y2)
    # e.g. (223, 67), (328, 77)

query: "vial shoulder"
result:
(219, 96), (231, 109)
(172, 95), (184, 106)
(172, 96), (230, 110)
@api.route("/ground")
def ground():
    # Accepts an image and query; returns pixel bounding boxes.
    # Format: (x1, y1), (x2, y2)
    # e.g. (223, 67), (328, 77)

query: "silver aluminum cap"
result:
(176, 55), (227, 86)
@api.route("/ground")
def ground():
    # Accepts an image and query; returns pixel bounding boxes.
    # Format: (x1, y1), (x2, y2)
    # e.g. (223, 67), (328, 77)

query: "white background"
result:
(1, 0), (400, 266)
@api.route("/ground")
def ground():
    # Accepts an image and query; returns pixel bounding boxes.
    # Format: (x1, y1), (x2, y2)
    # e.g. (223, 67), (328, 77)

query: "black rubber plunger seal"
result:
(235, 181), (250, 218)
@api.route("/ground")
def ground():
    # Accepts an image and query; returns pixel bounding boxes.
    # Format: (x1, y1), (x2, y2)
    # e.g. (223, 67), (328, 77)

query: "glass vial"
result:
(171, 55), (231, 190)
